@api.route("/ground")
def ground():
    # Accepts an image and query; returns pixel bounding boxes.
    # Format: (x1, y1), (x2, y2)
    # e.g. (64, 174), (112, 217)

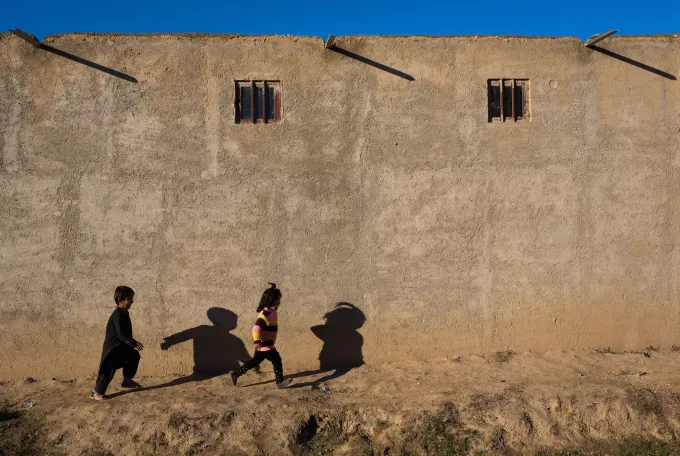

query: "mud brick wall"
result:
(1, 33), (679, 379)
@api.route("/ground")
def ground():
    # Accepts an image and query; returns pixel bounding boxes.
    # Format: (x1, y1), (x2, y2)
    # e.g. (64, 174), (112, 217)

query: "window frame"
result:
(234, 80), (281, 124)
(487, 79), (529, 123)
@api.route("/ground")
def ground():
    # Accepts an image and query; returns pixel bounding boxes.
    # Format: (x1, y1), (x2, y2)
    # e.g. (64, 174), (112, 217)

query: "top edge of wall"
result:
(1, 31), (680, 45)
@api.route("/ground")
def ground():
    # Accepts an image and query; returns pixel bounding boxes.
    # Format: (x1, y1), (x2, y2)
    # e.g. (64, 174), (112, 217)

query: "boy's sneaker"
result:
(230, 371), (238, 386)
(276, 378), (292, 389)
(121, 379), (142, 389)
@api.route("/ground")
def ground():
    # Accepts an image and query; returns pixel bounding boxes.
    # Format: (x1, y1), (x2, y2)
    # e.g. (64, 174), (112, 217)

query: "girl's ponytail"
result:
(257, 282), (282, 312)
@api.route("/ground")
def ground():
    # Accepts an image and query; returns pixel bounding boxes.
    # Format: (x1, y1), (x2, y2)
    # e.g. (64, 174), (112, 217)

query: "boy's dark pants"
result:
(234, 350), (284, 383)
(94, 345), (140, 395)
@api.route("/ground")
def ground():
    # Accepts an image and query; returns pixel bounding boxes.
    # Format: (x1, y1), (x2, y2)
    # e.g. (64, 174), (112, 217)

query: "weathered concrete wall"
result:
(1, 33), (679, 380)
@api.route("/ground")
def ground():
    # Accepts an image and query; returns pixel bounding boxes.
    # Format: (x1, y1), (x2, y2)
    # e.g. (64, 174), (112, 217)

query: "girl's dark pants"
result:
(234, 349), (284, 383)
(94, 345), (140, 394)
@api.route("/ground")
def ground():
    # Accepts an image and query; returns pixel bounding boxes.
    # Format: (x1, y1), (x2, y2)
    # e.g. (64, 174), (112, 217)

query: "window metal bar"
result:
(235, 82), (240, 124)
(263, 81), (268, 124)
(512, 79), (516, 122)
(499, 79), (504, 122)
(251, 81), (255, 124)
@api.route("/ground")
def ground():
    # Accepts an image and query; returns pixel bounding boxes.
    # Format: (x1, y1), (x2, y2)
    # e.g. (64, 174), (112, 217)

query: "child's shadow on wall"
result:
(107, 307), (250, 398)
(245, 302), (365, 388)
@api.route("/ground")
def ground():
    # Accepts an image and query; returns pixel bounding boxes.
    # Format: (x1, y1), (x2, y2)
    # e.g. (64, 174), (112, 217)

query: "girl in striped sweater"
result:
(230, 283), (292, 389)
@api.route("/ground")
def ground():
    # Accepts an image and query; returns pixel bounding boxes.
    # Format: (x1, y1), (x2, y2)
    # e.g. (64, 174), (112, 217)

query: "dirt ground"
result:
(4, 348), (680, 455)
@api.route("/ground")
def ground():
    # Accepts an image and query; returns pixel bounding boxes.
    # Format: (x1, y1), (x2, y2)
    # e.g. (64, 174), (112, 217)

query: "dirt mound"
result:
(3, 350), (680, 455)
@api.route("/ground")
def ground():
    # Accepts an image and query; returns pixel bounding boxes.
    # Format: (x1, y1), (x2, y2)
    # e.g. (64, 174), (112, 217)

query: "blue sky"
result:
(3, 0), (679, 42)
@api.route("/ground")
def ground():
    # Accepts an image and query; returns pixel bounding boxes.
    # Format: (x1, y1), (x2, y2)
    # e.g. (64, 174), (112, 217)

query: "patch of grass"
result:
(1, 433), (64, 456)
(441, 402), (461, 426)
(167, 412), (186, 429)
(489, 427), (506, 452)
(618, 440), (680, 456)
(535, 451), (586, 456)
(302, 425), (346, 455)
(343, 435), (374, 456)
(493, 350), (515, 363)
(293, 415), (348, 456)
(534, 441), (680, 456)
(84, 451), (114, 456)
(0, 407), (64, 456)
(403, 404), (480, 456)
(375, 419), (390, 431)
(627, 389), (662, 416)
(410, 413), (471, 455)
(469, 391), (509, 411)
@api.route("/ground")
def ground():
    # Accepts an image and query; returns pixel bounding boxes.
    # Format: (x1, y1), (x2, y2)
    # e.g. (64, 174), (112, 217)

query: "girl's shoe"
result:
(276, 378), (292, 389)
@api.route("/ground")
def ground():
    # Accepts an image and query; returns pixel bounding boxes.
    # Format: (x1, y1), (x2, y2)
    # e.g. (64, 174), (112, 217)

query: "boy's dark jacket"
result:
(100, 307), (138, 367)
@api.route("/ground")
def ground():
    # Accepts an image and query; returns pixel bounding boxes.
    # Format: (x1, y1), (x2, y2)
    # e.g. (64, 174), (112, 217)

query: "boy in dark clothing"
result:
(90, 286), (144, 400)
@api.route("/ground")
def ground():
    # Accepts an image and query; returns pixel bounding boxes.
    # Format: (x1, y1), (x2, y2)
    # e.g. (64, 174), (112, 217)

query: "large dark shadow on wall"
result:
(589, 45), (676, 80)
(38, 44), (139, 83)
(312, 302), (365, 371)
(330, 46), (415, 81)
(107, 307), (250, 399)
(244, 302), (366, 389)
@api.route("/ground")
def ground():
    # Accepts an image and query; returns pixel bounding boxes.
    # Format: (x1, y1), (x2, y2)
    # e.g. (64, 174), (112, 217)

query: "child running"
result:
(230, 283), (292, 389)
(90, 286), (144, 400)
